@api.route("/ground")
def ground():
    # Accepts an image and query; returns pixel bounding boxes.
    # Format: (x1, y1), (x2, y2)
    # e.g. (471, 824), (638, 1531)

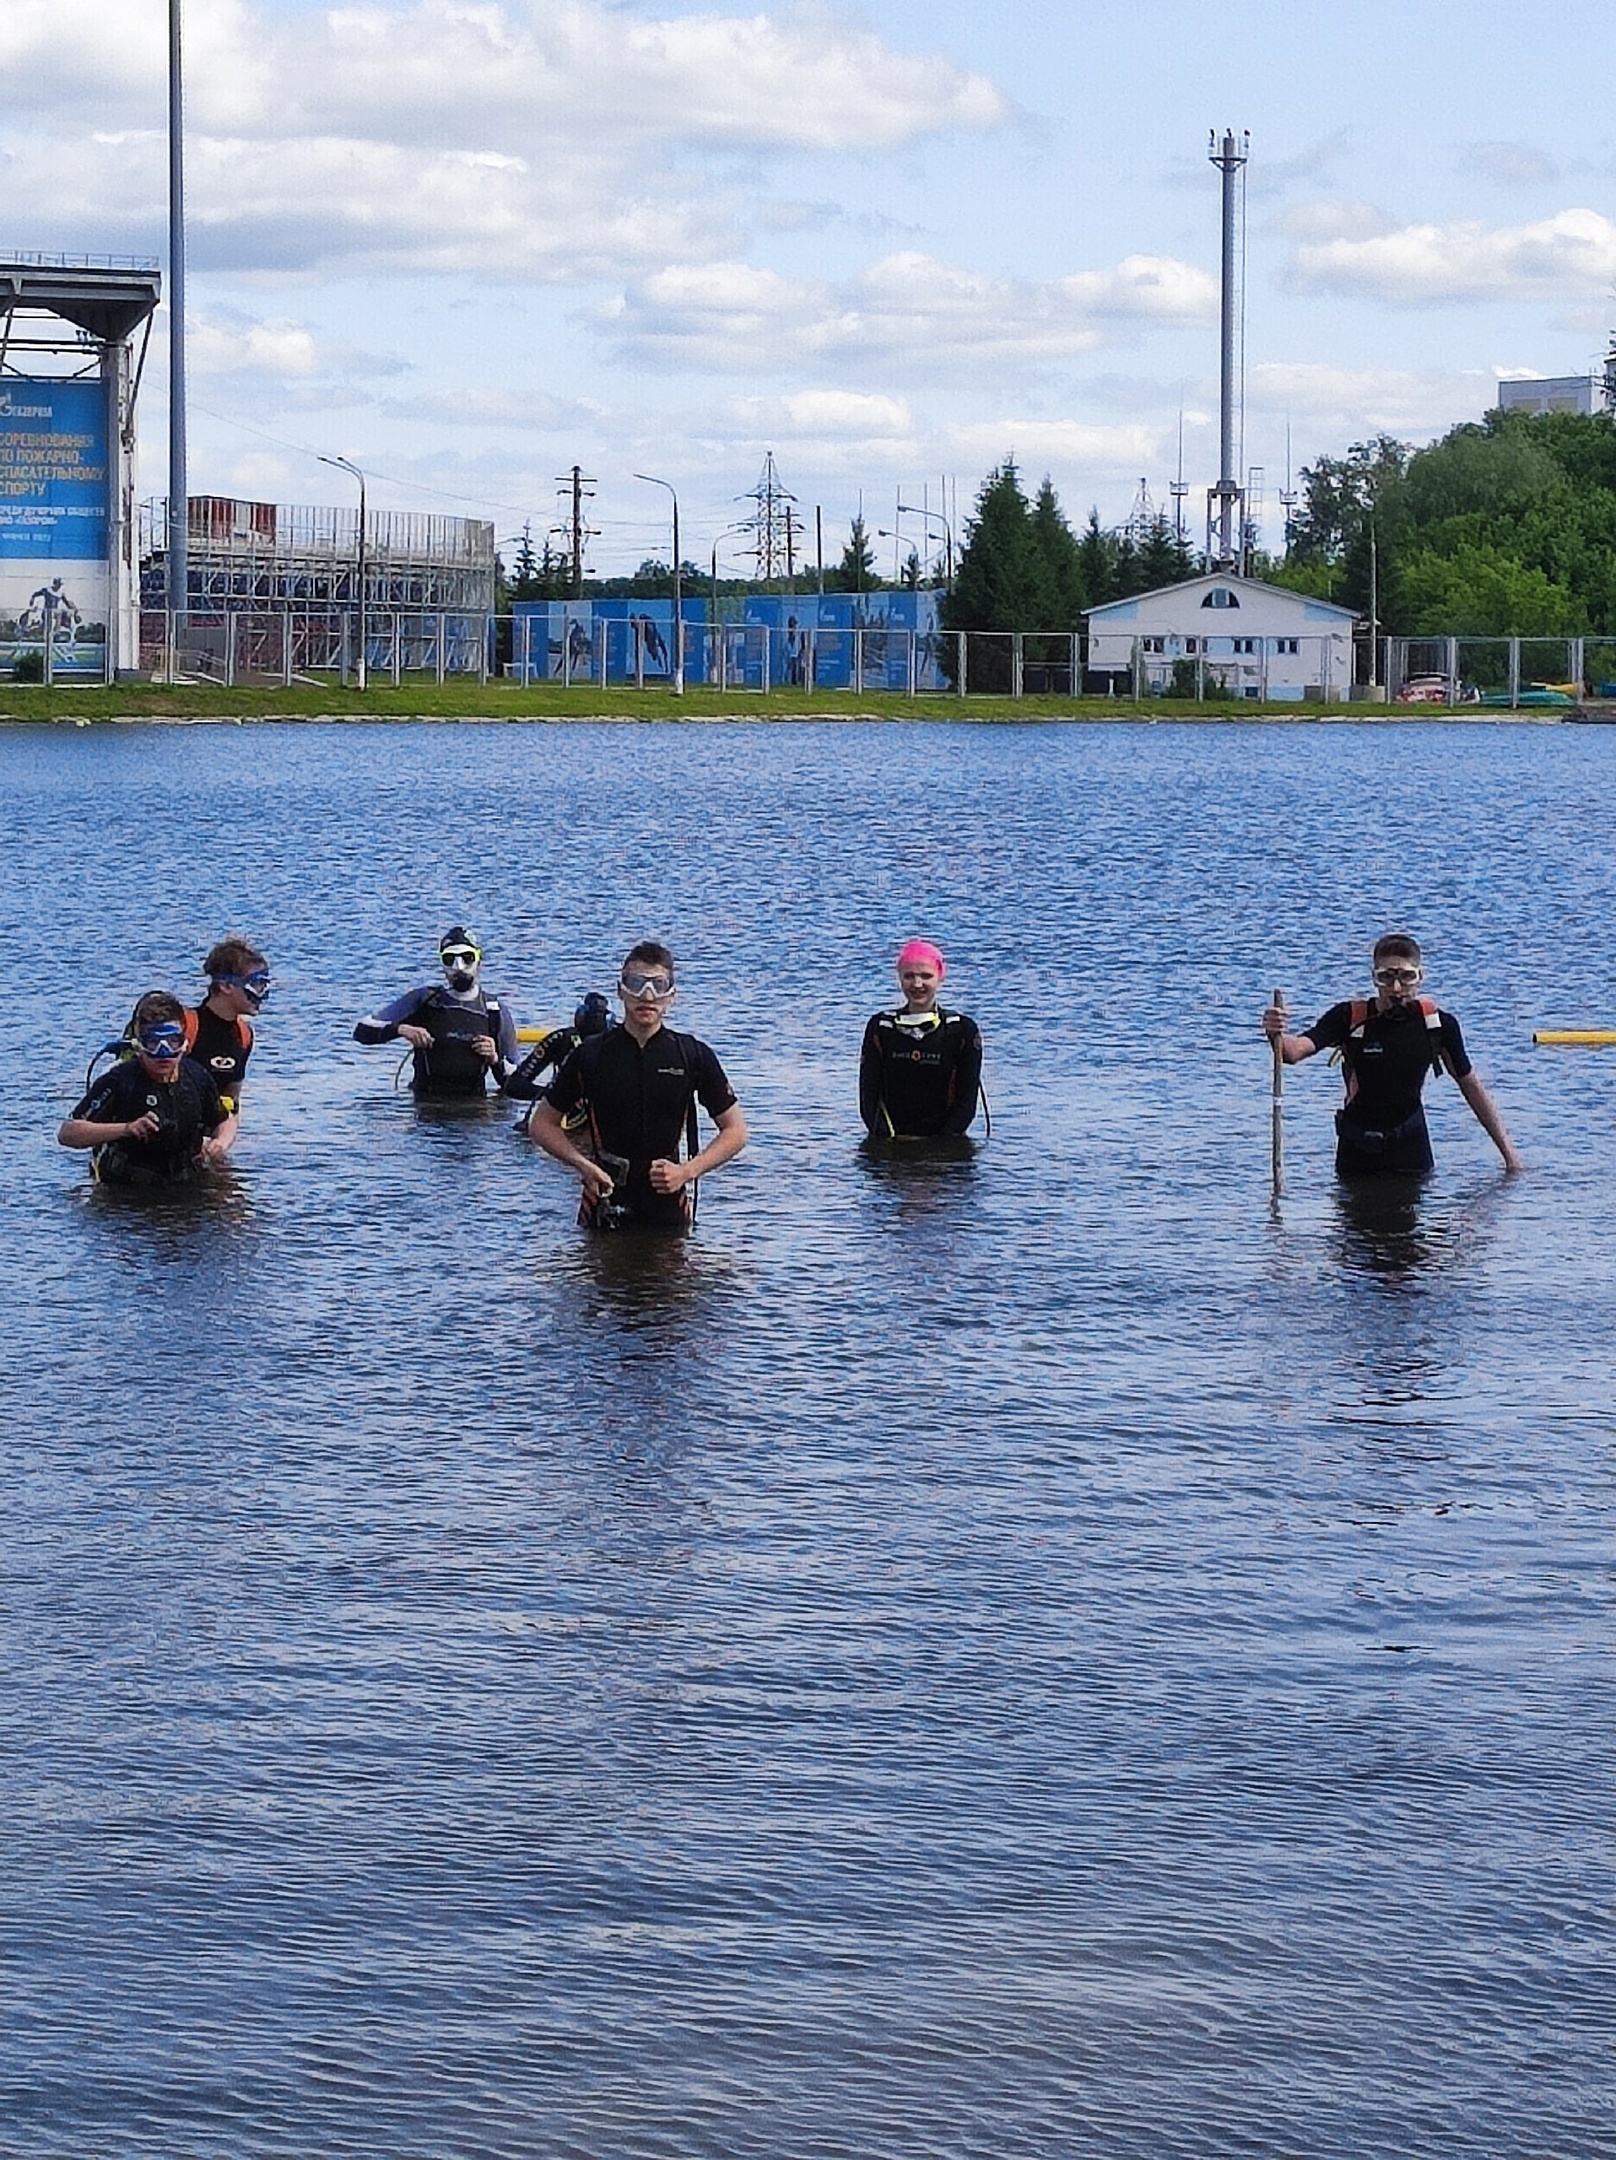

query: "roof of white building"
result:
(1085, 572), (1356, 623)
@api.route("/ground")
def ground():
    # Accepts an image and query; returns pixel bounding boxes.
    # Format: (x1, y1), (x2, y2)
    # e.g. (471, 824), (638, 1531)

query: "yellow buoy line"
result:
(1533, 1030), (1616, 1046)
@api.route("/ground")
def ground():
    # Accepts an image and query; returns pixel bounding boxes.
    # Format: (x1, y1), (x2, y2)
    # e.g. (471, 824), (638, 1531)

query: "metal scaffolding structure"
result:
(139, 496), (495, 613)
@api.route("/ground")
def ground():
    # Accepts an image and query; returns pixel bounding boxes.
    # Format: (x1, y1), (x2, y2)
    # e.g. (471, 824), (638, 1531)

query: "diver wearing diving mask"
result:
(352, 926), (521, 1098)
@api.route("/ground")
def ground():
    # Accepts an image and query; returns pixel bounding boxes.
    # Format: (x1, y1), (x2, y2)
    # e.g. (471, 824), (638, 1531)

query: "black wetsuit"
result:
(185, 1002), (253, 1112)
(353, 986), (518, 1098)
(1307, 998), (1470, 1176)
(859, 1007), (983, 1138)
(546, 1024), (737, 1228)
(70, 1057), (229, 1185)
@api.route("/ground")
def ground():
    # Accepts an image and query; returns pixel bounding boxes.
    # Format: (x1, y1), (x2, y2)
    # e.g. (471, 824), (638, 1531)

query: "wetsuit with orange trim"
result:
(546, 1023), (737, 1228)
(183, 1003), (254, 1114)
(1306, 995), (1470, 1175)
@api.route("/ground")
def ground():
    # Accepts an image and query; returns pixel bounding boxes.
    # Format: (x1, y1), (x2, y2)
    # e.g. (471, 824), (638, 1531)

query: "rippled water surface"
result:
(0, 719), (1611, 2158)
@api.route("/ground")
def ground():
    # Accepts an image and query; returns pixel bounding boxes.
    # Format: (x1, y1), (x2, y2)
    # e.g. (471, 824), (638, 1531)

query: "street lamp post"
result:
(708, 523), (749, 692)
(897, 505), (955, 588)
(319, 454), (368, 690)
(633, 472), (683, 695)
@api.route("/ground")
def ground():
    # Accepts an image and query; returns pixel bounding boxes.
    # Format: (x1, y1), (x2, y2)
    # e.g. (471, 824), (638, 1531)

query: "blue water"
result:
(0, 719), (1610, 2157)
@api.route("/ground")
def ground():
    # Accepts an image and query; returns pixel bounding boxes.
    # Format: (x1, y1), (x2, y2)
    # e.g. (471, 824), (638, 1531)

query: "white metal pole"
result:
(168, 0), (188, 647)
(633, 474), (683, 694)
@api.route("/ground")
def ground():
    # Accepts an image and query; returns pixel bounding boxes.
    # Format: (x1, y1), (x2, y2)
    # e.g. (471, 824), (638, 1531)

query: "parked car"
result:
(1394, 674), (1479, 704)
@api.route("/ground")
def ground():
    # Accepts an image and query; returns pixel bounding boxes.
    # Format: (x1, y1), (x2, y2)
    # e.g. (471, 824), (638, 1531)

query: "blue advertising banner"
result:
(0, 381), (112, 677)
(0, 380), (108, 561)
(513, 591), (945, 689)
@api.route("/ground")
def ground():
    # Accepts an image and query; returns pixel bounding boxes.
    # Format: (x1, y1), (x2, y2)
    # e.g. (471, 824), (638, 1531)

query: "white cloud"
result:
(945, 419), (1162, 469)
(1458, 141), (1561, 188)
(729, 389), (915, 439)
(1247, 361), (1492, 437)
(380, 386), (599, 430)
(190, 316), (320, 378)
(602, 250), (1215, 374)
(1286, 207), (1616, 303)
(0, 0), (1009, 278)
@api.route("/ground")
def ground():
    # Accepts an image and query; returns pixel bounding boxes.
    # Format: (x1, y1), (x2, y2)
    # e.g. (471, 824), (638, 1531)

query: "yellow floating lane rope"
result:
(1533, 1030), (1616, 1046)
(516, 1025), (560, 1044)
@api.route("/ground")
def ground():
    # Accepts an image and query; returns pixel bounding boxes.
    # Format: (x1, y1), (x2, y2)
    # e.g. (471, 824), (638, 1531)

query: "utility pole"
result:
(783, 504), (797, 589)
(1207, 128), (1249, 572)
(556, 464), (596, 595)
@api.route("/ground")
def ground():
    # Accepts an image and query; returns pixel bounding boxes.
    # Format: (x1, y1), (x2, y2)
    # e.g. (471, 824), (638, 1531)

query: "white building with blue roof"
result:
(1085, 572), (1358, 701)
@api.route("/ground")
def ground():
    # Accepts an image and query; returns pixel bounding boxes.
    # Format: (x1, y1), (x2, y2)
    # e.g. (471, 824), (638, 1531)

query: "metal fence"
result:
(1384, 636), (1613, 705)
(137, 610), (489, 685)
(55, 613), (1616, 703)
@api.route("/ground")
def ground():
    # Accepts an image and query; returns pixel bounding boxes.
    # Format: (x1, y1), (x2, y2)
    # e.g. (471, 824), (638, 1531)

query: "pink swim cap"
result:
(896, 939), (946, 977)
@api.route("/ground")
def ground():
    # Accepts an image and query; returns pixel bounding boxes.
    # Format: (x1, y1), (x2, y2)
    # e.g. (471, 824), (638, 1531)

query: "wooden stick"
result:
(1271, 987), (1286, 1193)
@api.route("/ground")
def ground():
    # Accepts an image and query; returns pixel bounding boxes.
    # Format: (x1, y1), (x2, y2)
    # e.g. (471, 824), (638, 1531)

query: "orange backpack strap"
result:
(182, 1008), (200, 1053)
(1418, 996), (1446, 1072)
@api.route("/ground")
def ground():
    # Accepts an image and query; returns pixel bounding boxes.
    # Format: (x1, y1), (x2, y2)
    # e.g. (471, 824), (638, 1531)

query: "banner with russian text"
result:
(0, 380), (110, 678)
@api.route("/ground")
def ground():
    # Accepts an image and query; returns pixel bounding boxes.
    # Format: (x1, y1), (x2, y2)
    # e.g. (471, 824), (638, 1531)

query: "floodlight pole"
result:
(634, 472), (683, 694)
(1207, 127), (1249, 571)
(319, 454), (368, 690)
(897, 504), (955, 588)
(168, 0), (188, 640)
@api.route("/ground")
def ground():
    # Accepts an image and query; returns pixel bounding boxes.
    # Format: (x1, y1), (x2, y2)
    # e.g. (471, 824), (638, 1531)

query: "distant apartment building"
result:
(1495, 374), (1609, 417)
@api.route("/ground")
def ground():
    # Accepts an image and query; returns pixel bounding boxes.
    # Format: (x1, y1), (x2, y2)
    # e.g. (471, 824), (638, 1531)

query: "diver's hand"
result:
(578, 1159), (617, 1202)
(648, 1157), (686, 1195)
(199, 1134), (233, 1165)
(398, 1024), (433, 1049)
(471, 1034), (497, 1063)
(126, 1111), (161, 1141)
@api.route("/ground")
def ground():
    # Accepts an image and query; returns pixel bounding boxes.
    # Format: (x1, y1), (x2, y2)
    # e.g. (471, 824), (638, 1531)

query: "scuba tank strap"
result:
(1417, 995), (1447, 1074)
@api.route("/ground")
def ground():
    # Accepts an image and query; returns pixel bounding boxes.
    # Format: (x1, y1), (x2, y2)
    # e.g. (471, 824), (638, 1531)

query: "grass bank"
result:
(0, 679), (1554, 726)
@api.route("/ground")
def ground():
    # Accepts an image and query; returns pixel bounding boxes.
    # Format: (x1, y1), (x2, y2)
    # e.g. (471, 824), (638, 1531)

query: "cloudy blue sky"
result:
(6, 0), (1615, 572)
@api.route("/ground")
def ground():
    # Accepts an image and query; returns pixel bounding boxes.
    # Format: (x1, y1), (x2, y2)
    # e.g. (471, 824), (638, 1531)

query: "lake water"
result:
(0, 718), (1610, 2158)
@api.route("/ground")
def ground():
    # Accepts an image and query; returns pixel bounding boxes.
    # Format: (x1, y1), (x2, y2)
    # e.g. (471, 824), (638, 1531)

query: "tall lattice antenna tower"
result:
(1123, 476), (1157, 546)
(1604, 331), (1616, 414)
(737, 452), (797, 580)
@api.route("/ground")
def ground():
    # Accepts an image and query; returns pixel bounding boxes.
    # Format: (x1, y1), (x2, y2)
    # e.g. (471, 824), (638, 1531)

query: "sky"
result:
(6, 0), (1616, 575)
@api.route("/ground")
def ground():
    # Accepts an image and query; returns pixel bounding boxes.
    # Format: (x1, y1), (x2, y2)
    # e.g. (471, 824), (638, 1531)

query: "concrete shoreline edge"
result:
(0, 692), (1599, 728)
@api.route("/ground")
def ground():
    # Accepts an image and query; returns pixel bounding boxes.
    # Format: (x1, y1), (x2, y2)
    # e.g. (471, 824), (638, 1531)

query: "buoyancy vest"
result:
(182, 1004), (254, 1112)
(413, 989), (503, 1089)
(1337, 996), (1445, 1109)
(867, 1007), (977, 1133)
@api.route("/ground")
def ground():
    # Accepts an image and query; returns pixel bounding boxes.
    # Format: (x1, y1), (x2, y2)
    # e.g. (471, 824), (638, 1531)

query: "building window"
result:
(1201, 587), (1239, 609)
(1276, 637), (1299, 654)
(1142, 637), (1164, 653)
(1232, 637), (1258, 654)
(1184, 637), (1199, 654)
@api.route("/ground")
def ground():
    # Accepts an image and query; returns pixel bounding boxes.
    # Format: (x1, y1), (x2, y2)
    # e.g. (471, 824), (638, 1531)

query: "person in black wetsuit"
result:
(183, 936), (269, 1124)
(353, 926), (519, 1098)
(1262, 932), (1522, 1176)
(59, 991), (236, 1185)
(504, 991), (612, 1134)
(525, 941), (747, 1228)
(859, 937), (983, 1139)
